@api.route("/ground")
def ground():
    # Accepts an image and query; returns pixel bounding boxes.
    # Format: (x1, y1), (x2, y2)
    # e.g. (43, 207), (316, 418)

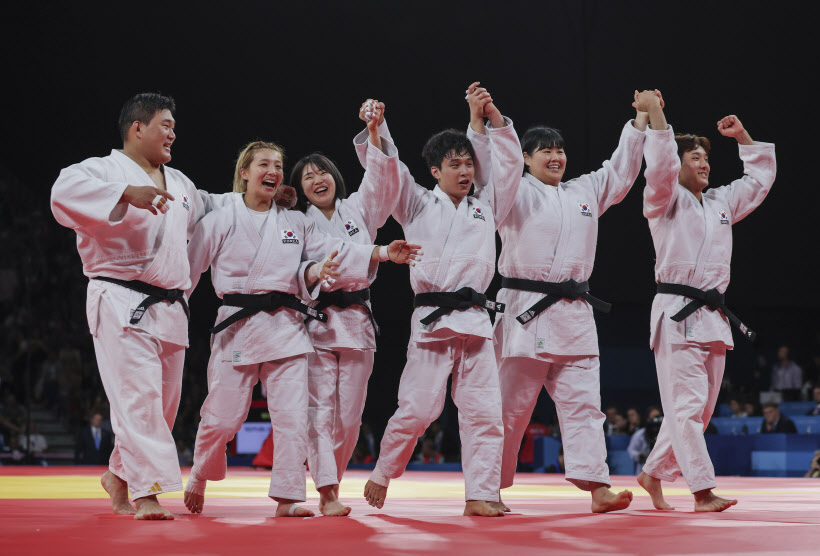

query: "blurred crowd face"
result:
(763, 405), (780, 425)
(813, 387), (820, 404)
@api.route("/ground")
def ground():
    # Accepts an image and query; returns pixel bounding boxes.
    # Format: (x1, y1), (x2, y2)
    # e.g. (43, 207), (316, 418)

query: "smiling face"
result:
(431, 150), (475, 204)
(678, 146), (710, 193)
(300, 163), (337, 210)
(525, 146), (567, 186)
(133, 109), (176, 166)
(239, 149), (284, 205)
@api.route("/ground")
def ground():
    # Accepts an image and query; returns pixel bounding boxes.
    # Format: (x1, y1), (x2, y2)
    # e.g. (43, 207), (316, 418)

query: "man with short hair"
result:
(771, 346), (803, 401)
(51, 93), (223, 519)
(361, 83), (523, 516)
(76, 412), (114, 465)
(761, 402), (797, 433)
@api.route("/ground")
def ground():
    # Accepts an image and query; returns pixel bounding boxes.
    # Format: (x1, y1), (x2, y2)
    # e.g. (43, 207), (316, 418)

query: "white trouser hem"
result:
(566, 474), (610, 491)
(132, 481), (183, 499)
(688, 481), (718, 494)
(369, 464), (390, 487)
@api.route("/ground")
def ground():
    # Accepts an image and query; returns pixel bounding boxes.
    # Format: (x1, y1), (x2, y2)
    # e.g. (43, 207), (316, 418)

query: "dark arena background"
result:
(1, 2), (818, 555)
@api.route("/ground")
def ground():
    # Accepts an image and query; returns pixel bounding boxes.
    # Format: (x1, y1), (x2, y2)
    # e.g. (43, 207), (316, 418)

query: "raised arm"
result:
(51, 158), (174, 229)
(465, 83), (523, 226)
(713, 115), (776, 222)
(639, 91), (680, 221)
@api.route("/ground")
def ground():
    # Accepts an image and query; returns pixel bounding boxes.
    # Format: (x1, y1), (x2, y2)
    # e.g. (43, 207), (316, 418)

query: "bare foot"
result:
(694, 489), (737, 512)
(134, 495), (174, 520)
(364, 480), (387, 509)
(318, 484), (351, 516)
(464, 500), (504, 517)
(591, 485), (633, 513)
(100, 471), (136, 515)
(488, 501), (509, 513)
(637, 472), (675, 510)
(276, 500), (315, 517)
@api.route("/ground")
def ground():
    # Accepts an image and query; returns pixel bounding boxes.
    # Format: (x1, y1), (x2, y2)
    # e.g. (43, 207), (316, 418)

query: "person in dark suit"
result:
(75, 412), (114, 465)
(761, 402), (798, 434)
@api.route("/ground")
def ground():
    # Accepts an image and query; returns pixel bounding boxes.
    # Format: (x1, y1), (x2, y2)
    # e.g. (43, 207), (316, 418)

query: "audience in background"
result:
(808, 386), (820, 416)
(74, 412), (114, 465)
(771, 346), (803, 402)
(518, 416), (551, 472)
(729, 398), (748, 418)
(761, 402), (798, 434)
(804, 450), (820, 478)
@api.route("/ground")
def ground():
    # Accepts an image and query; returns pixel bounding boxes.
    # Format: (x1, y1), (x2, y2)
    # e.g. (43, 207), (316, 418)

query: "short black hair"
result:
(118, 93), (176, 143)
(521, 126), (565, 175)
(289, 153), (347, 213)
(421, 129), (475, 170)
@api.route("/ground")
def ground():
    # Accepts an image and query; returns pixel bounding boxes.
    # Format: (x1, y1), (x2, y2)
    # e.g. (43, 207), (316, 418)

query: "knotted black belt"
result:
(315, 288), (379, 334)
(93, 276), (189, 324)
(413, 287), (504, 326)
(501, 277), (611, 325)
(212, 291), (327, 334)
(656, 282), (756, 342)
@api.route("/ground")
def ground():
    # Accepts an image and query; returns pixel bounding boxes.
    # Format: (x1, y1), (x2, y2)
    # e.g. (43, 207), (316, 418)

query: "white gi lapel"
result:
(547, 180), (571, 283)
(239, 195), (272, 292)
(688, 187), (713, 286)
(431, 185), (462, 287)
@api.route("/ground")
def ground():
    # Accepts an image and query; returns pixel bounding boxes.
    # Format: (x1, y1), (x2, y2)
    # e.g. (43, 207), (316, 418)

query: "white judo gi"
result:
(365, 118), (524, 502)
(484, 121), (646, 491)
(51, 150), (224, 499)
(302, 136), (401, 490)
(640, 126), (776, 492)
(186, 192), (377, 502)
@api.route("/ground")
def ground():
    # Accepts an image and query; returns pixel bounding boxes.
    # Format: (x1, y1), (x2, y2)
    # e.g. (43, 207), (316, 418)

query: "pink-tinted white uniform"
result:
(186, 192), (376, 503)
(50, 150), (222, 499)
(365, 118), (524, 502)
(485, 121), (646, 491)
(640, 126), (776, 492)
(302, 136), (401, 490)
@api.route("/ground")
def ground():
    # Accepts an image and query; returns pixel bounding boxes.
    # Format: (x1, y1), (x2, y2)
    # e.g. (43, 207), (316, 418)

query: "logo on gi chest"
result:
(579, 203), (592, 216)
(182, 195), (190, 211)
(281, 229), (299, 244)
(719, 210), (730, 225)
(344, 219), (360, 236)
(472, 207), (485, 221)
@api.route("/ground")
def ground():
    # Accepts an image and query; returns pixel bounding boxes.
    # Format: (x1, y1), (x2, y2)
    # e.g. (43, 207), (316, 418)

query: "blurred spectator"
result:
(771, 346), (803, 401)
(19, 421), (47, 453)
(518, 416), (550, 472)
(75, 412), (114, 465)
(729, 398), (748, 418)
(805, 450), (820, 478)
(0, 393), (24, 438)
(744, 401), (759, 417)
(545, 446), (565, 474)
(604, 406), (627, 436)
(360, 422), (377, 459)
(414, 438), (444, 464)
(625, 407), (642, 435)
(350, 438), (375, 464)
(807, 386), (820, 416)
(761, 402), (797, 433)
(628, 413), (663, 475)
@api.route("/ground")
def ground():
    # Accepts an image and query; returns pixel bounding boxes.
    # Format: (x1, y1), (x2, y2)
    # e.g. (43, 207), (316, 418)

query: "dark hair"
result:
(421, 129), (475, 170)
(118, 93), (176, 143)
(289, 153), (347, 213)
(521, 126), (565, 175)
(674, 133), (711, 160)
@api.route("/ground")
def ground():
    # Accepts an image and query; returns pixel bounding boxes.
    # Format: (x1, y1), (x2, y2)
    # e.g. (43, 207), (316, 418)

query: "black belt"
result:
(656, 282), (756, 342)
(501, 277), (611, 325)
(315, 288), (379, 334)
(212, 291), (327, 334)
(413, 287), (504, 326)
(93, 276), (189, 324)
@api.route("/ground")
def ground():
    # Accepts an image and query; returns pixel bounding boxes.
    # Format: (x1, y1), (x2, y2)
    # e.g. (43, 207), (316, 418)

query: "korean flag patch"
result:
(182, 195), (190, 211)
(344, 219), (360, 236)
(281, 229), (299, 244)
(472, 206), (486, 221)
(719, 210), (730, 225)
(579, 203), (592, 217)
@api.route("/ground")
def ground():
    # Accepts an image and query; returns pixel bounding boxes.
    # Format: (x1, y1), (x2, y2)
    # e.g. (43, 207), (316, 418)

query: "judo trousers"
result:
(642, 321), (725, 493)
(191, 354), (309, 502)
(498, 355), (609, 491)
(375, 335), (503, 502)
(92, 298), (184, 499)
(307, 348), (375, 489)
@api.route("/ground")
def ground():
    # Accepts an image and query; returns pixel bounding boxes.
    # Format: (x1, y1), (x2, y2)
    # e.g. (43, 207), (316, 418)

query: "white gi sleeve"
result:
(186, 211), (227, 298)
(711, 142), (776, 224)
(349, 133), (402, 239)
(467, 124), (493, 189)
(194, 191), (234, 222)
(642, 126), (682, 222)
(587, 120), (646, 215)
(471, 117), (525, 227)
(354, 119), (394, 169)
(51, 158), (130, 229)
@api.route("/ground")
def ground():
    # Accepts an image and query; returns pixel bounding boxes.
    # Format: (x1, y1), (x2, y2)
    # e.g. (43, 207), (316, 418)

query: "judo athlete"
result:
(362, 82), (524, 517)
(182, 139), (418, 517)
(51, 93), (226, 520)
(486, 91), (663, 513)
(290, 100), (415, 516)
(635, 90), (776, 512)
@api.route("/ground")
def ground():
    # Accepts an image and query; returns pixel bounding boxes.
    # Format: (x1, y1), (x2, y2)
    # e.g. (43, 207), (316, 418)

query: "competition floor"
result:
(2, 467), (819, 555)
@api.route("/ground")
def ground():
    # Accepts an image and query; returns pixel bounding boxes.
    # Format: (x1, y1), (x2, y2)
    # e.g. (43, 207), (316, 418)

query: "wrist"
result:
(379, 245), (389, 262)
